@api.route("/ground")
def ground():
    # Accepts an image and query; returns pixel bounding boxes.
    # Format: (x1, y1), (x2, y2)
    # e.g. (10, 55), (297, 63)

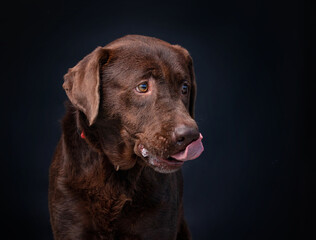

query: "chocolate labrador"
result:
(49, 35), (204, 240)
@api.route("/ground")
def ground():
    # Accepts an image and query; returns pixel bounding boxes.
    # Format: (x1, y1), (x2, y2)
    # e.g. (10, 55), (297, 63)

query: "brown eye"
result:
(136, 82), (148, 93)
(182, 83), (189, 94)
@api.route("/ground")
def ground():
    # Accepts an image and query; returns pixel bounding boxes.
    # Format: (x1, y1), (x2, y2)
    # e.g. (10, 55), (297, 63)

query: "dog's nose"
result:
(174, 126), (200, 147)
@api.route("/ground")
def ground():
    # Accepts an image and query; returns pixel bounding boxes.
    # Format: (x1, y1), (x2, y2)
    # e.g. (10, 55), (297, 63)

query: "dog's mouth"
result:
(138, 134), (204, 172)
(139, 145), (185, 167)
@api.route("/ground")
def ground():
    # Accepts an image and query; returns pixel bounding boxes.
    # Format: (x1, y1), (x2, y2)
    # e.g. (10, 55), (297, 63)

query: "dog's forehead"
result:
(107, 38), (189, 82)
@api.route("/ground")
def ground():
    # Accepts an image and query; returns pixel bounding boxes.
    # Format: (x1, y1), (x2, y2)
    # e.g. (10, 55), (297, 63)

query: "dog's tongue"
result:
(171, 133), (204, 161)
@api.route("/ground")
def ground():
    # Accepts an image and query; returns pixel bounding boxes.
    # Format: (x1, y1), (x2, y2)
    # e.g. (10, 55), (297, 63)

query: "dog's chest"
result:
(117, 174), (181, 239)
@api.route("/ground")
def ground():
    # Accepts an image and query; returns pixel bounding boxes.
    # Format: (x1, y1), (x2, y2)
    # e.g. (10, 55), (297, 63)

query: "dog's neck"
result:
(61, 104), (149, 185)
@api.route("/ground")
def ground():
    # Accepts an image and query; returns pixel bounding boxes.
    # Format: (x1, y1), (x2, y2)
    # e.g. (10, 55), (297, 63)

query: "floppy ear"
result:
(63, 47), (109, 126)
(187, 55), (196, 119)
(173, 45), (196, 118)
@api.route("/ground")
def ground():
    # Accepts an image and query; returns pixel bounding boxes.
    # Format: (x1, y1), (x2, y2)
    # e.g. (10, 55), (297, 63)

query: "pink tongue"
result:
(171, 133), (204, 161)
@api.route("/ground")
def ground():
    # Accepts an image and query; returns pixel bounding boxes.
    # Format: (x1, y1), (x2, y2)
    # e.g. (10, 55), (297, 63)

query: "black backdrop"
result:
(2, 0), (314, 239)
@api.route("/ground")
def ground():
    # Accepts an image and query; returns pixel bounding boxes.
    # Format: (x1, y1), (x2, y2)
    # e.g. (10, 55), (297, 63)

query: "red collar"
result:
(80, 131), (86, 139)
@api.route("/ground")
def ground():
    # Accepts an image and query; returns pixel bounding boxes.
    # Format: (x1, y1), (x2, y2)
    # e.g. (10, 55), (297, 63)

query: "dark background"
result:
(2, 0), (314, 239)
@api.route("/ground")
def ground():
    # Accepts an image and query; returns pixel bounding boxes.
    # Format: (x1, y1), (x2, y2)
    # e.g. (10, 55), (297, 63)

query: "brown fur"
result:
(49, 35), (200, 239)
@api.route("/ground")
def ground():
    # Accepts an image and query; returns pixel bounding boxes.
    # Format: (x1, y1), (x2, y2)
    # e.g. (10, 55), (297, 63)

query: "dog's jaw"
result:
(137, 144), (184, 173)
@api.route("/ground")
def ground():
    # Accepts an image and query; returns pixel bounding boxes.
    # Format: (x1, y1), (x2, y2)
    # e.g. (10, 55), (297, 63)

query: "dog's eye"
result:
(136, 82), (148, 93)
(181, 83), (189, 94)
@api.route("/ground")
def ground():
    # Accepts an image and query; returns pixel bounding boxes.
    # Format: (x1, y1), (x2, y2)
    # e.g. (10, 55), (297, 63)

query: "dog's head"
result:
(63, 35), (204, 173)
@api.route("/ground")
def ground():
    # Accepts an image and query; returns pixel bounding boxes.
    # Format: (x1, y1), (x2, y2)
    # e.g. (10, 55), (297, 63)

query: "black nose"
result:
(174, 126), (200, 148)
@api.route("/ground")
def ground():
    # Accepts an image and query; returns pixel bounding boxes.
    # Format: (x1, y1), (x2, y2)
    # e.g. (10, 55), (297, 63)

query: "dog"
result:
(49, 35), (204, 240)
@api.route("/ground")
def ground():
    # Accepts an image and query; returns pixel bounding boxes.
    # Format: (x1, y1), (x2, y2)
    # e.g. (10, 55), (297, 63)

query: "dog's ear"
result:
(173, 45), (196, 118)
(63, 47), (109, 126)
(187, 55), (196, 119)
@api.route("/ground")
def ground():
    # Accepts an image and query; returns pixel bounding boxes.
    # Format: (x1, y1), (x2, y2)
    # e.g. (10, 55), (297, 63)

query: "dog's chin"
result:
(137, 144), (183, 174)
